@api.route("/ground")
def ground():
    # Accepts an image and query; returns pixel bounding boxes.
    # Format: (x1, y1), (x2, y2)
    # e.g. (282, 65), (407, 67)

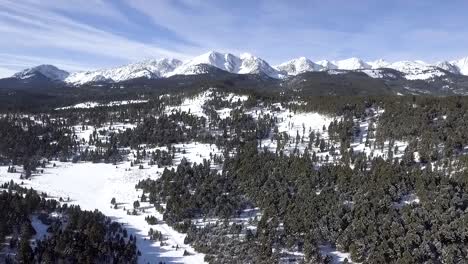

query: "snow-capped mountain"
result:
(238, 53), (284, 78)
(368, 59), (390, 69)
(168, 51), (241, 76)
(13, 64), (69, 81)
(168, 51), (283, 78)
(275, 57), (324, 75)
(333, 57), (371, 70)
(385, 61), (445, 80)
(65, 58), (182, 85)
(451, 57), (468, 75)
(316, 60), (338, 70)
(6, 52), (468, 85)
(436, 61), (460, 74)
(359, 69), (399, 79)
(430, 57), (468, 76)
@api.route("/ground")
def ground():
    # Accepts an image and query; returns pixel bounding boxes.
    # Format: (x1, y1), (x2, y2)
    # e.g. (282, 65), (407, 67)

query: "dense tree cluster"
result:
(136, 158), (242, 227)
(377, 96), (468, 160)
(139, 141), (468, 263)
(0, 118), (74, 164)
(0, 182), (137, 263)
(34, 207), (138, 264)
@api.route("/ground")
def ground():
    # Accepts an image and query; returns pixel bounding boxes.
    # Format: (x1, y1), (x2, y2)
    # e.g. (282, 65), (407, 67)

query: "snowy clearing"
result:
(319, 244), (356, 264)
(0, 141), (223, 264)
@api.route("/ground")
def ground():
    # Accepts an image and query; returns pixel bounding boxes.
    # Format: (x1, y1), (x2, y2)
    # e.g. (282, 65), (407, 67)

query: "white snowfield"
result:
(360, 69), (397, 79)
(386, 61), (446, 80)
(0, 141), (223, 264)
(332, 57), (370, 71)
(165, 91), (211, 118)
(70, 122), (138, 144)
(165, 89), (248, 119)
(65, 59), (182, 85)
(259, 106), (336, 154)
(56, 99), (149, 110)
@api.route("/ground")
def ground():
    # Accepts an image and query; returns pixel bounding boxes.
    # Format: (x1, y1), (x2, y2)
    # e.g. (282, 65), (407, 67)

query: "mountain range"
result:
(7, 51), (468, 85)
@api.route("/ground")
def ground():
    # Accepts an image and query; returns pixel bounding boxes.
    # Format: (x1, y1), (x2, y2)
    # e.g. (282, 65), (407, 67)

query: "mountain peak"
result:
(13, 64), (69, 81)
(387, 61), (445, 80)
(276, 57), (323, 75)
(65, 58), (182, 85)
(240, 52), (255, 59)
(368, 59), (390, 69)
(436, 61), (460, 74)
(316, 60), (338, 70)
(170, 51), (241, 76)
(200, 50), (231, 59)
(238, 53), (283, 78)
(170, 51), (282, 78)
(334, 57), (370, 70)
(451, 57), (468, 75)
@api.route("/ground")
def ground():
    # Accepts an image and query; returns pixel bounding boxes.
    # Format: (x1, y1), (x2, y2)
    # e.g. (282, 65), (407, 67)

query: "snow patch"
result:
(56, 100), (148, 110)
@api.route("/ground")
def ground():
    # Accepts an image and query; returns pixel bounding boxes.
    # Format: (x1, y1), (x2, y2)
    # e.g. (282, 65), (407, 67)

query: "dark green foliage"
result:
(136, 158), (242, 225)
(0, 182), (137, 263)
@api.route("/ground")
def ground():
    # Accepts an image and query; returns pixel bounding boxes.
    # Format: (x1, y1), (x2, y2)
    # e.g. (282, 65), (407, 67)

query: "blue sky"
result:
(1, 0), (467, 77)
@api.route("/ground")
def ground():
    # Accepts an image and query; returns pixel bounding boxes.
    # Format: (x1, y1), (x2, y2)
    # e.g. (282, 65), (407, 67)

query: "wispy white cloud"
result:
(126, 0), (243, 54)
(21, 0), (130, 22)
(0, 0), (193, 74)
(125, 0), (468, 64)
(124, 0), (365, 63)
(0, 53), (96, 72)
(0, 0), (190, 59)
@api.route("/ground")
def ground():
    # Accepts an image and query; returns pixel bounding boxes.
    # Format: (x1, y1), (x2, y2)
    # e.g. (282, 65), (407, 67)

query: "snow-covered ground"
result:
(349, 108), (408, 161)
(0, 141), (222, 264)
(252, 103), (338, 160)
(165, 90), (248, 120)
(275, 111), (333, 139)
(166, 92), (210, 118)
(30, 215), (50, 248)
(394, 193), (420, 209)
(56, 100), (149, 110)
(215, 93), (249, 119)
(319, 244), (356, 264)
(1, 162), (203, 264)
(72, 122), (138, 142)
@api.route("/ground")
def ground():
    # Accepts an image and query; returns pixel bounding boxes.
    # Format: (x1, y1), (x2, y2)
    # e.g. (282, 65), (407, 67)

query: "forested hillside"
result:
(0, 87), (467, 263)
